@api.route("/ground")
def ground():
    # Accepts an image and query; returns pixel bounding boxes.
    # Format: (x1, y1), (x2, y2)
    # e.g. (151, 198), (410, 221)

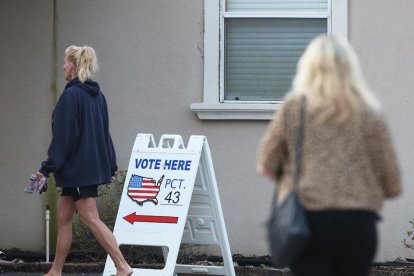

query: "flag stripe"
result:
(130, 195), (157, 199)
(128, 189), (158, 193)
(139, 185), (159, 188)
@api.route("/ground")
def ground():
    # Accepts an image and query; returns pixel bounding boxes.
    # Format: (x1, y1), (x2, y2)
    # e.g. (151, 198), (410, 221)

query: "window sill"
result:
(190, 103), (280, 120)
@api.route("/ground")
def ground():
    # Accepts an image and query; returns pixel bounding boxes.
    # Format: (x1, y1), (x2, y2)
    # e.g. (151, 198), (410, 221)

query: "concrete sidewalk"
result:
(2, 263), (414, 275)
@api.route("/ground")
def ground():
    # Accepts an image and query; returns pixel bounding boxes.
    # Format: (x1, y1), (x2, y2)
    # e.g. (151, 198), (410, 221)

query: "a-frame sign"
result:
(103, 134), (236, 276)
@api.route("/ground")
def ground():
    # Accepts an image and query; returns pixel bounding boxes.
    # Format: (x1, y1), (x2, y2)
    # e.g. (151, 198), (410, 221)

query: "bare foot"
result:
(44, 272), (61, 276)
(116, 266), (133, 276)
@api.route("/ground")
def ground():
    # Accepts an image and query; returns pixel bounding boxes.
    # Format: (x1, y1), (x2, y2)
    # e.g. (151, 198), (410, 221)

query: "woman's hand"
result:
(35, 171), (45, 180)
(257, 165), (277, 181)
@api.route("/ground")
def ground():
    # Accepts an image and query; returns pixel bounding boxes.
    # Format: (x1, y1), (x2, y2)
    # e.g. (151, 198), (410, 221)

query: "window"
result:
(191, 0), (348, 120)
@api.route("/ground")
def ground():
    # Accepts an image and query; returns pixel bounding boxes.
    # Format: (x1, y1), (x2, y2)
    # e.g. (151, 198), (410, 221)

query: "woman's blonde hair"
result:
(65, 45), (98, 83)
(292, 35), (380, 124)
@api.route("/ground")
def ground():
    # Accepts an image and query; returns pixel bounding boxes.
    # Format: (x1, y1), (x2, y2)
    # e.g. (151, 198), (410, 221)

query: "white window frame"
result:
(191, 0), (348, 120)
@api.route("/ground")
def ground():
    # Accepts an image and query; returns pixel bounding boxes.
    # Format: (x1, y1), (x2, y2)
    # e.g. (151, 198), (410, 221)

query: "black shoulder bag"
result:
(267, 96), (310, 268)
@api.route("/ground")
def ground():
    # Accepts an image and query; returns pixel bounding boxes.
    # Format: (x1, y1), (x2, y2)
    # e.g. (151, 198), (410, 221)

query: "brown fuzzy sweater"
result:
(257, 94), (401, 212)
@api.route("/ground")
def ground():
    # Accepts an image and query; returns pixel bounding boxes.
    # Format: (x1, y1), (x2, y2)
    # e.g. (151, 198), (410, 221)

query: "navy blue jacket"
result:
(39, 78), (117, 187)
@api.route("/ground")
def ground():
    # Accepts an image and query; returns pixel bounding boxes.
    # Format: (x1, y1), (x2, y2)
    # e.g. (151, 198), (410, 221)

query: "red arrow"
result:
(123, 212), (178, 224)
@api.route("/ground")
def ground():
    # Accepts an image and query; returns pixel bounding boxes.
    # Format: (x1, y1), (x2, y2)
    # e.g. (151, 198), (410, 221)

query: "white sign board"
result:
(103, 134), (235, 276)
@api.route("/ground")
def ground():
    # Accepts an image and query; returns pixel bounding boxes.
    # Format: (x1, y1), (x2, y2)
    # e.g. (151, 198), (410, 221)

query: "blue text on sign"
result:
(163, 159), (192, 171)
(135, 158), (192, 171)
(165, 179), (185, 189)
(135, 158), (161, 170)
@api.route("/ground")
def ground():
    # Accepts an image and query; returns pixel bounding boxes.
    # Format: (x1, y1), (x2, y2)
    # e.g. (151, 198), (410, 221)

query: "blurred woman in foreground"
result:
(257, 35), (401, 276)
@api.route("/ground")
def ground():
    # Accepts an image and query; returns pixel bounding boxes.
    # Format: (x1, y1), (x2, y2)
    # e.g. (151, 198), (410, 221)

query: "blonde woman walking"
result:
(36, 45), (132, 276)
(257, 35), (401, 276)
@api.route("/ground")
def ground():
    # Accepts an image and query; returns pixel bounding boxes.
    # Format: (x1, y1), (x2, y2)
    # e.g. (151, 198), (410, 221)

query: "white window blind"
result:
(226, 0), (328, 13)
(224, 18), (327, 101)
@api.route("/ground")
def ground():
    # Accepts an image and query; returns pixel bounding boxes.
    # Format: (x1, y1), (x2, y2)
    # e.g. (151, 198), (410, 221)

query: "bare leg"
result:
(44, 196), (76, 276)
(75, 198), (132, 276)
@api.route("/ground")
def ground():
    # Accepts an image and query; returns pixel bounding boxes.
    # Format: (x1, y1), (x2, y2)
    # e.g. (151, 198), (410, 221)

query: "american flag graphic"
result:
(127, 174), (164, 205)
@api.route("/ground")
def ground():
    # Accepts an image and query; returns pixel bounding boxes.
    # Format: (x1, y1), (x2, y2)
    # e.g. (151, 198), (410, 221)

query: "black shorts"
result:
(61, 186), (98, 201)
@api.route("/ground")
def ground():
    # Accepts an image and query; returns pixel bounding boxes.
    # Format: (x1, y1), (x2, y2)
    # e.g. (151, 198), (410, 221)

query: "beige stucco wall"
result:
(349, 0), (414, 261)
(0, 0), (53, 251)
(1, 0), (413, 261)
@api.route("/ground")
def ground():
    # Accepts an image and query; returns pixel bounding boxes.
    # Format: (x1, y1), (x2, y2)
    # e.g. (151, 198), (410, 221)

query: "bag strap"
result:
(293, 95), (307, 190)
(271, 96), (307, 206)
